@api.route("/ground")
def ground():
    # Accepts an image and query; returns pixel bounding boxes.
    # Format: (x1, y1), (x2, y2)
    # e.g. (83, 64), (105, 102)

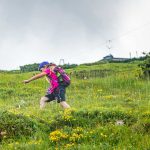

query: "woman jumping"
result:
(23, 61), (71, 109)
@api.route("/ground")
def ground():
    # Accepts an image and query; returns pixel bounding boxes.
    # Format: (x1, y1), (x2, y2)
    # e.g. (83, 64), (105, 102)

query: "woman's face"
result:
(40, 66), (46, 72)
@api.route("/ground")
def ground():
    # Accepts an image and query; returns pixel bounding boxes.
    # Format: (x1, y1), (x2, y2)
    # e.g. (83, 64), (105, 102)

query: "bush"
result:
(138, 52), (150, 78)
(0, 111), (43, 142)
(49, 109), (136, 131)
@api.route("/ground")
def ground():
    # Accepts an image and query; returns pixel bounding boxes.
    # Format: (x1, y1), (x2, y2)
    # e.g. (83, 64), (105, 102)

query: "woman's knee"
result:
(40, 97), (48, 103)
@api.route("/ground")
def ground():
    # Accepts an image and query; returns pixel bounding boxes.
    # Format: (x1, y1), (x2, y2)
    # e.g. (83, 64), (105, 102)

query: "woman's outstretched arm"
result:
(23, 72), (46, 84)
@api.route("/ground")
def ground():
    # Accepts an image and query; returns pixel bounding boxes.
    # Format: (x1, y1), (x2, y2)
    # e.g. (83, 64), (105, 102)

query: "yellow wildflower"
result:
(49, 130), (68, 142)
(65, 143), (75, 148)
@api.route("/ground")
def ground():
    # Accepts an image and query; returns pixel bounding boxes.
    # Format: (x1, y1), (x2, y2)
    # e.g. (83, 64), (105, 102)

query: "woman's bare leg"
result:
(40, 96), (49, 109)
(60, 101), (70, 109)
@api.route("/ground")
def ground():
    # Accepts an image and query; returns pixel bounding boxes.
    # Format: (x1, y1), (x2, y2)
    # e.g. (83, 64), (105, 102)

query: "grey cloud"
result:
(0, 0), (150, 69)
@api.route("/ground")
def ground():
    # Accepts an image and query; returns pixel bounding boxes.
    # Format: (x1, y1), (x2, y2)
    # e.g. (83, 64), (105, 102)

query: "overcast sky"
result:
(0, 0), (150, 70)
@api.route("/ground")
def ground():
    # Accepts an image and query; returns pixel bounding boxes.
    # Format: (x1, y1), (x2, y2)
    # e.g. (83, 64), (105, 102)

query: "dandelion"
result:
(49, 130), (68, 142)
(97, 89), (103, 92)
(8, 143), (14, 148)
(25, 114), (30, 117)
(28, 139), (42, 145)
(100, 133), (107, 138)
(15, 142), (19, 145)
(143, 111), (150, 116)
(69, 133), (83, 142)
(103, 95), (113, 100)
(73, 127), (83, 133)
(65, 143), (75, 148)
(63, 109), (74, 121)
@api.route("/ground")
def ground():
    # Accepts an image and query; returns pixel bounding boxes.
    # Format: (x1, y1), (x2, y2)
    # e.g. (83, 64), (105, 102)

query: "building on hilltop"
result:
(103, 54), (113, 60)
(102, 54), (130, 62)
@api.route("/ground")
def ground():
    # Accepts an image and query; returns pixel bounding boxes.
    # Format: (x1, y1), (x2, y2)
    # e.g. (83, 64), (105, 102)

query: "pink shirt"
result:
(44, 68), (59, 94)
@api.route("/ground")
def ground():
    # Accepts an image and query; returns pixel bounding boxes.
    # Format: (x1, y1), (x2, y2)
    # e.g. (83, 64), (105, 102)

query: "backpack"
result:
(54, 67), (71, 87)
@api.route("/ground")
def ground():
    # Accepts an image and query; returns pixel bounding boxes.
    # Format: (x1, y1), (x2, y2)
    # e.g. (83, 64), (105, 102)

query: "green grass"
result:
(0, 62), (150, 149)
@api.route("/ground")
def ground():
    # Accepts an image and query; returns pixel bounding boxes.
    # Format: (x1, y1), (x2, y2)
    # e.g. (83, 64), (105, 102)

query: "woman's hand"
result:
(23, 80), (30, 84)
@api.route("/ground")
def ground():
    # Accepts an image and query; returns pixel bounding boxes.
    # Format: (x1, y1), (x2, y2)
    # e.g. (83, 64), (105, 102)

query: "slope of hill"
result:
(0, 62), (150, 149)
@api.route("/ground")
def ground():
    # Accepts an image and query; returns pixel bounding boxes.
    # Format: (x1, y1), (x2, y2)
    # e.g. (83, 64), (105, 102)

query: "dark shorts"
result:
(45, 85), (66, 103)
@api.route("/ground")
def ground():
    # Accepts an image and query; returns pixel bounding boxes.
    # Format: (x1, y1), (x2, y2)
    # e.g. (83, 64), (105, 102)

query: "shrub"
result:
(49, 109), (136, 131)
(138, 52), (150, 78)
(0, 111), (43, 142)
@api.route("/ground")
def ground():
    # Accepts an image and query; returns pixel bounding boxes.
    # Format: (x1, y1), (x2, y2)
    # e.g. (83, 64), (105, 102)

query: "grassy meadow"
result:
(0, 61), (150, 150)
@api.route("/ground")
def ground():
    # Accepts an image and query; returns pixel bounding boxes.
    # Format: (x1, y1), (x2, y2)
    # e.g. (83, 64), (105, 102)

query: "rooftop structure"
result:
(102, 54), (130, 62)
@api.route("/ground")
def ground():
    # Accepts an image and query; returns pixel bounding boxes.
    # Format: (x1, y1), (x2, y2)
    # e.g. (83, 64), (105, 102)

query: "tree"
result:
(138, 52), (150, 78)
(20, 63), (39, 72)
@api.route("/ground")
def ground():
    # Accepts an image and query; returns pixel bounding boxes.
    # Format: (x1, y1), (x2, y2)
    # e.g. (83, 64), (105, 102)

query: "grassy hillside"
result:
(0, 62), (150, 150)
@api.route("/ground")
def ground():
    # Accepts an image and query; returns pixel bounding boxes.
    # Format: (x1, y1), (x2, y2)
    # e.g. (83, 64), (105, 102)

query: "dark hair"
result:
(49, 63), (56, 66)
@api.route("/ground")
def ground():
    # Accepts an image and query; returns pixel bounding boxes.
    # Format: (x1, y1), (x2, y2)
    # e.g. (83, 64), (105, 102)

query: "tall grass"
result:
(0, 62), (150, 149)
